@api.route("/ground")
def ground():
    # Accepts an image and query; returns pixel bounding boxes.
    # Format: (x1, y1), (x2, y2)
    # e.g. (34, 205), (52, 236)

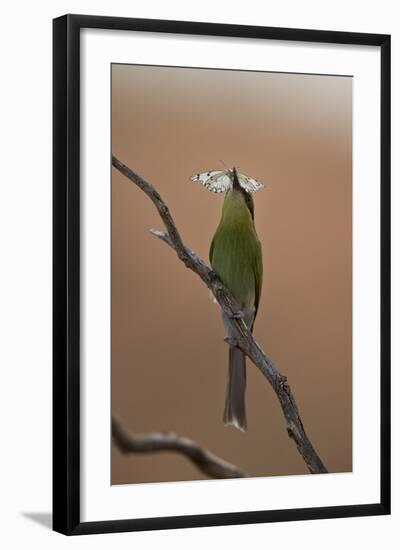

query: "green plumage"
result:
(210, 176), (263, 431)
(210, 191), (262, 325)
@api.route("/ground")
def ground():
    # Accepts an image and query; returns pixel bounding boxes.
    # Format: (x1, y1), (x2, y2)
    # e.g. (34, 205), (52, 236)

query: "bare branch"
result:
(112, 156), (328, 474)
(112, 416), (248, 479)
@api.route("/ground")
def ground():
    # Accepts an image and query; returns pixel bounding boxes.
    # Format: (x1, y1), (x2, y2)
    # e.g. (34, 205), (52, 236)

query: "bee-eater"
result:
(209, 168), (263, 431)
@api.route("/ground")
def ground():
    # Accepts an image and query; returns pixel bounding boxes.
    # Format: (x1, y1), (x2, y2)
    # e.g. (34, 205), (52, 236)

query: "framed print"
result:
(53, 14), (390, 535)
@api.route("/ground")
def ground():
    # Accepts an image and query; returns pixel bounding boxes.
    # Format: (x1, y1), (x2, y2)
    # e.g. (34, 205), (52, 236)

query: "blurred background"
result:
(111, 64), (352, 484)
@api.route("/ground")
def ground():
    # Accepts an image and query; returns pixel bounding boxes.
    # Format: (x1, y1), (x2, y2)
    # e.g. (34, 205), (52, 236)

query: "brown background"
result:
(111, 64), (352, 484)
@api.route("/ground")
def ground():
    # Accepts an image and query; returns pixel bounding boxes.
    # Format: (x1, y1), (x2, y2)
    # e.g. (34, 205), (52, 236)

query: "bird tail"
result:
(223, 345), (247, 431)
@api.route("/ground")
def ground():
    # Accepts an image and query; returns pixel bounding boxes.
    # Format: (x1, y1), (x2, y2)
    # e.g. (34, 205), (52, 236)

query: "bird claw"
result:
(231, 310), (244, 319)
(224, 336), (238, 347)
(279, 375), (288, 391)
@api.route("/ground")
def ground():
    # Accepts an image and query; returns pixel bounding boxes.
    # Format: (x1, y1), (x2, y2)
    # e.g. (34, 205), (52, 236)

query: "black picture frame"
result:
(53, 14), (391, 535)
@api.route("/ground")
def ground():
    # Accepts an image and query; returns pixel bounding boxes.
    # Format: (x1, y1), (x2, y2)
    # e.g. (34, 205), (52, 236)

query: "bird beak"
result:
(231, 167), (241, 192)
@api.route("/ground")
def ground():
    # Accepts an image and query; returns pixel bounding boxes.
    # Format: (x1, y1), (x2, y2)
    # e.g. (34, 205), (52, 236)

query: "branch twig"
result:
(112, 416), (248, 479)
(112, 156), (328, 475)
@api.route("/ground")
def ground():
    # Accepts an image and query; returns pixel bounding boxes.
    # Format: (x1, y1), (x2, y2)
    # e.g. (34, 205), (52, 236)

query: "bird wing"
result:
(253, 239), (263, 325)
(210, 233), (263, 333)
(209, 233), (215, 265)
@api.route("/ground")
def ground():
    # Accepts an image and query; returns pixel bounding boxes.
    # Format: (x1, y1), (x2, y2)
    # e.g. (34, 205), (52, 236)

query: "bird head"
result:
(226, 167), (255, 220)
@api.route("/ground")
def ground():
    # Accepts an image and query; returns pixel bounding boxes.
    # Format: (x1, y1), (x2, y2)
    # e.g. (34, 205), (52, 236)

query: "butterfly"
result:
(189, 168), (266, 194)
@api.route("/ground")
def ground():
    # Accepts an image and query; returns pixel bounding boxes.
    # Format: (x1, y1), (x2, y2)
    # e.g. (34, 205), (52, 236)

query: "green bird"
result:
(207, 167), (264, 431)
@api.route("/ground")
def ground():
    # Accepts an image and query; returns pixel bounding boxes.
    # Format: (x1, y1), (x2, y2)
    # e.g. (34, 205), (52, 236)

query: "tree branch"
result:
(112, 155), (328, 474)
(112, 416), (248, 479)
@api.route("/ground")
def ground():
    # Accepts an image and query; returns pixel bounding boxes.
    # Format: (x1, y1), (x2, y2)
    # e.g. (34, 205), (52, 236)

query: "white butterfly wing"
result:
(238, 172), (266, 193)
(190, 170), (223, 184)
(204, 172), (232, 193)
(190, 170), (232, 193)
(190, 169), (266, 194)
